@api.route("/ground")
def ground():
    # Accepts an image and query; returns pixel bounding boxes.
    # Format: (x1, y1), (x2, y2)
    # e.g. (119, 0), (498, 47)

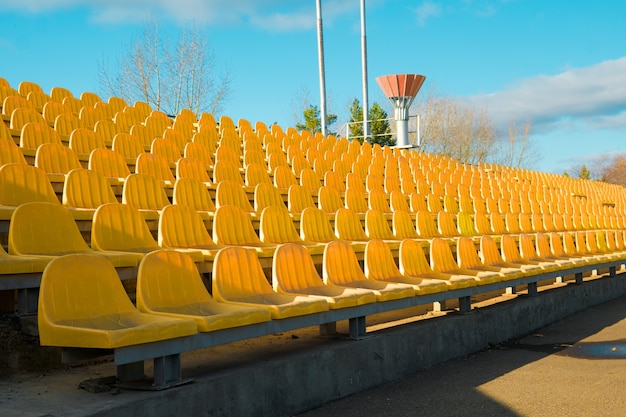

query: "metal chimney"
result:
(375, 74), (426, 148)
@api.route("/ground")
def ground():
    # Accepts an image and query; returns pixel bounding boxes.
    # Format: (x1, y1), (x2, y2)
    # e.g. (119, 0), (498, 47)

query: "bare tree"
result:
(493, 119), (541, 169)
(99, 20), (231, 116)
(413, 91), (496, 165)
(601, 155), (626, 186)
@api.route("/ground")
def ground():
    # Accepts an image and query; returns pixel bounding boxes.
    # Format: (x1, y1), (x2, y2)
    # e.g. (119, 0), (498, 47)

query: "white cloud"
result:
(0, 0), (356, 29)
(467, 57), (626, 133)
(415, 1), (442, 27)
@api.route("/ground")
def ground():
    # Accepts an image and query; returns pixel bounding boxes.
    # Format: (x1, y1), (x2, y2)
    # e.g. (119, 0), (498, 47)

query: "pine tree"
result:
(295, 105), (337, 134)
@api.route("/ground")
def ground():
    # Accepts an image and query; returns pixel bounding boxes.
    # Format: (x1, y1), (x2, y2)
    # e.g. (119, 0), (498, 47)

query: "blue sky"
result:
(1, 0), (625, 174)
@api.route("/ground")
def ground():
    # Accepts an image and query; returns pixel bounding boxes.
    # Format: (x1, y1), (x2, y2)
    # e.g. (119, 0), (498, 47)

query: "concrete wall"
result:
(89, 275), (626, 417)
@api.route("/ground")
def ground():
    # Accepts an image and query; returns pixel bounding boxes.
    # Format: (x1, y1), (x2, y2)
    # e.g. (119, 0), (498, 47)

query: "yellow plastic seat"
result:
(130, 124), (157, 150)
(3, 95), (32, 118)
(245, 163), (272, 188)
(457, 212), (479, 237)
(34, 142), (82, 185)
(172, 177), (216, 222)
(88, 148), (131, 187)
(535, 233), (576, 266)
(0, 138), (28, 166)
(212, 205), (276, 257)
(392, 209), (420, 240)
(50, 86), (73, 102)
(159, 204), (222, 260)
(299, 167), (322, 192)
(62, 168), (118, 219)
(300, 207), (338, 244)
(19, 122), (62, 157)
(112, 132), (145, 165)
(389, 190), (413, 214)
(334, 207), (369, 250)
(345, 187), (369, 214)
(323, 240), (414, 302)
(430, 238), (499, 285)
(273, 164), (298, 190)
(122, 173), (170, 221)
(215, 180), (255, 214)
(254, 182), (288, 212)
(324, 171), (346, 193)
(259, 206), (324, 255)
(365, 239), (448, 295)
(42, 100), (71, 126)
(163, 128), (189, 151)
(273, 243), (376, 308)
(0, 163), (59, 221)
(0, 244), (51, 275)
(151, 137), (182, 169)
(11, 107), (46, 133)
(410, 193), (428, 213)
(399, 239), (477, 290)
(501, 234), (548, 270)
(176, 157), (212, 185)
(212, 246), (328, 319)
(137, 250), (271, 331)
(69, 128), (106, 161)
(549, 232), (593, 266)
(94, 120), (120, 147)
(518, 234), (561, 272)
(415, 210), (442, 238)
(288, 184), (316, 215)
(38, 254), (196, 349)
(318, 185), (345, 215)
(437, 211), (461, 238)
(9, 202), (138, 268)
(135, 152), (175, 186)
(456, 237), (507, 283)
(365, 209), (401, 250)
(213, 160), (244, 185)
(478, 235), (530, 279)
(184, 141), (214, 169)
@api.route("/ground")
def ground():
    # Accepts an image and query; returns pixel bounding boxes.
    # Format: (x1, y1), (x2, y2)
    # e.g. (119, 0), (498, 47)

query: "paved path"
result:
(299, 294), (626, 417)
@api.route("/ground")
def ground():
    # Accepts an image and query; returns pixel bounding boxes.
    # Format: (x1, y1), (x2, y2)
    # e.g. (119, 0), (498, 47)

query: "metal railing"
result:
(337, 114), (421, 146)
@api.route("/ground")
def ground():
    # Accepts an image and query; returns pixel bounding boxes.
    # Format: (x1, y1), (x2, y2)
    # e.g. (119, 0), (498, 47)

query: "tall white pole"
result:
(316, 0), (328, 136)
(360, 0), (369, 141)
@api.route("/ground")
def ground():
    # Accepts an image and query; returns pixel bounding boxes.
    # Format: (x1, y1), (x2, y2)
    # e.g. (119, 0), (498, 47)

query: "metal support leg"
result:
(610, 266), (616, 277)
(458, 296), (471, 313)
(117, 361), (145, 382)
(17, 288), (39, 316)
(527, 282), (538, 296)
(319, 322), (337, 336)
(348, 316), (366, 339)
(153, 354), (182, 387)
(575, 272), (583, 284)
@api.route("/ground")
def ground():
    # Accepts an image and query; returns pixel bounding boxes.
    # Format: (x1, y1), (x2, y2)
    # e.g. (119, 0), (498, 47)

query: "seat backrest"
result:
(212, 246), (274, 300)
(19, 122), (61, 150)
(299, 167), (322, 192)
(317, 185), (344, 214)
(122, 173), (170, 210)
(364, 239), (402, 281)
(457, 211), (478, 237)
(368, 189), (391, 213)
(176, 157), (211, 183)
(273, 165), (298, 190)
(151, 137), (181, 165)
(69, 128), (106, 158)
(300, 207), (337, 243)
(215, 144), (241, 164)
(399, 238), (435, 276)
(3, 95), (32, 117)
(457, 236), (484, 269)
(0, 139), (27, 165)
(94, 120), (120, 145)
(135, 153), (175, 182)
(172, 177), (216, 212)
(334, 207), (367, 241)
(323, 240), (366, 286)
(184, 141), (214, 167)
(112, 132), (145, 161)
(273, 243), (326, 293)
(213, 160), (244, 185)
(501, 234), (525, 263)
(254, 182), (287, 212)
(415, 210), (440, 238)
(287, 184), (316, 214)
(130, 124), (156, 148)
(212, 205), (261, 246)
(345, 188), (368, 214)
(259, 206), (302, 244)
(389, 190), (411, 213)
(215, 180), (254, 211)
(34, 142), (82, 175)
(392, 209), (418, 239)
(437, 211), (460, 237)
(38, 254), (137, 345)
(163, 128), (188, 151)
(42, 100), (71, 124)
(479, 235), (506, 266)
(0, 163), (59, 206)
(505, 212), (523, 234)
(88, 148), (131, 180)
(63, 168), (117, 209)
(245, 163), (272, 188)
(91, 203), (158, 252)
(137, 250), (213, 312)
(53, 113), (81, 137)
(192, 130), (218, 154)
(365, 210), (396, 240)
(519, 233), (542, 261)
(429, 238), (460, 273)
(9, 201), (89, 256)
(159, 204), (216, 248)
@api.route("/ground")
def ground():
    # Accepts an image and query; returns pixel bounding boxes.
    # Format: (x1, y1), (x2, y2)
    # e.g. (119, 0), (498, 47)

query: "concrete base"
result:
(3, 274), (626, 417)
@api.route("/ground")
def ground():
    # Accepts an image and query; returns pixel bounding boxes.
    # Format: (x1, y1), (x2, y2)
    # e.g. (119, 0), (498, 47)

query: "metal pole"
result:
(316, 0), (328, 136)
(360, 0), (369, 141)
